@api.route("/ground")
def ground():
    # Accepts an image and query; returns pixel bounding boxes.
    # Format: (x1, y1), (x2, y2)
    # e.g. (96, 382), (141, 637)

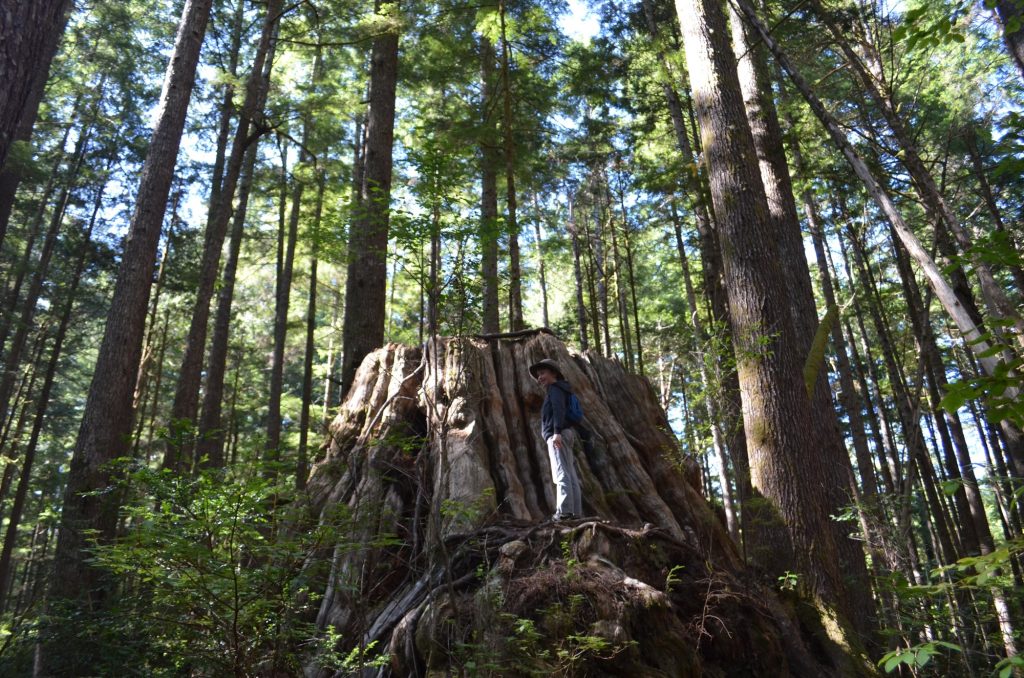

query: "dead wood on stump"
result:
(300, 331), (837, 676)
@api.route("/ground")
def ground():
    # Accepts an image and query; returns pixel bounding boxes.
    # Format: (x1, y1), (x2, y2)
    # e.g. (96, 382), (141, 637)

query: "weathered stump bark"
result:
(301, 331), (834, 676)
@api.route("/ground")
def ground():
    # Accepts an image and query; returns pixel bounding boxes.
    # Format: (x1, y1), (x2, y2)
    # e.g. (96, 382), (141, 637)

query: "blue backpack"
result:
(557, 383), (583, 424)
(567, 393), (583, 424)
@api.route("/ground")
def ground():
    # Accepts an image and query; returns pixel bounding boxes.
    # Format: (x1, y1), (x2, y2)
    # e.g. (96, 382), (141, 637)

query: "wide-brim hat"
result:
(529, 358), (564, 380)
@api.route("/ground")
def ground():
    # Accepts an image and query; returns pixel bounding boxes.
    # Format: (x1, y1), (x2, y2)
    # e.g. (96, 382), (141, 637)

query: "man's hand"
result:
(552, 433), (563, 450)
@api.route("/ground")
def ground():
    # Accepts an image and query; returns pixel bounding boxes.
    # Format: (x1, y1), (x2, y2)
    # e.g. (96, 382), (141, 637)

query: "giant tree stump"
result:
(301, 331), (833, 676)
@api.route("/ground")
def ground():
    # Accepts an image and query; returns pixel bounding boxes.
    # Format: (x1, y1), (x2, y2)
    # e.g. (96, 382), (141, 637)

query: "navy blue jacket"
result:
(541, 380), (573, 440)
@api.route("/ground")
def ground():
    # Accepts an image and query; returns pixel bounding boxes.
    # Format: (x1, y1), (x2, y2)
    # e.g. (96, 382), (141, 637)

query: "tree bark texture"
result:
(728, 10), (873, 636)
(675, 0), (872, 667)
(340, 0), (399, 394)
(195, 142), (259, 469)
(162, 0), (280, 473)
(499, 1), (523, 332)
(994, 0), (1024, 83)
(0, 0), (73, 170)
(480, 34), (501, 335)
(732, 0), (1024, 465)
(43, 0), (213, 670)
(568, 194), (589, 350)
(301, 331), (838, 676)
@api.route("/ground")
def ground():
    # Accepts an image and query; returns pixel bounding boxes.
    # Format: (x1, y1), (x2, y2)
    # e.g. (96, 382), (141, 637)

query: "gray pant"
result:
(547, 427), (582, 517)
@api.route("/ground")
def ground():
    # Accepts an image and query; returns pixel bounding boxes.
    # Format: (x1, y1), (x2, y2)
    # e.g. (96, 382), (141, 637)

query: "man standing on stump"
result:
(530, 358), (583, 521)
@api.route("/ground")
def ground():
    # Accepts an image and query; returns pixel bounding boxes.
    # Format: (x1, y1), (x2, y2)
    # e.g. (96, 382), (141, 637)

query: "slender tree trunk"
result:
(608, 200), (633, 370)
(581, 208), (603, 354)
(132, 186), (175, 445)
(0, 0), (73, 170)
(0, 120), (91, 437)
(498, 1), (523, 331)
(530, 192), (550, 328)
(617, 185), (644, 374)
(162, 0), (281, 473)
(267, 51), (320, 471)
(568, 193), (588, 350)
(590, 206), (611, 356)
(142, 313), (170, 465)
(194, 141), (259, 470)
(480, 34), (500, 335)
(323, 287), (341, 420)
(43, 1), (213, 670)
(0, 182), (97, 613)
(813, 0), (1024, 350)
(963, 124), (1024, 294)
(0, 92), (80, 355)
(0, 336), (44, 500)
(340, 0), (399, 394)
(846, 216), (961, 566)
(297, 174), (325, 491)
(207, 0), (245, 210)
(798, 162), (875, 498)
(673, 204), (738, 543)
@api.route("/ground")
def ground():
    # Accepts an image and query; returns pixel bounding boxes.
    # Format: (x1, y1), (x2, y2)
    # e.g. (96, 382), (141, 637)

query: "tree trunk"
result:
(479, 35), (501, 335)
(297, 173), (325, 490)
(734, 0), (1024, 470)
(674, 0), (872, 667)
(0, 119), (91, 440)
(963, 124), (1024, 294)
(162, 0), (281, 473)
(0, 0), (73, 170)
(267, 50), (320, 471)
(617, 184), (644, 374)
(530, 191), (550, 328)
(568, 193), (588, 350)
(0, 92), (80, 355)
(589, 207), (611, 356)
(301, 331), (838, 677)
(0, 23), (68, 254)
(730, 11), (874, 635)
(42, 0), (213, 670)
(207, 0), (245, 211)
(499, 1), (523, 331)
(673, 204), (738, 543)
(0, 181), (97, 613)
(340, 0), (399, 394)
(668, 66), (753, 513)
(994, 0), (1024, 83)
(813, 0), (1024, 350)
(195, 141), (259, 470)
(609, 199), (633, 371)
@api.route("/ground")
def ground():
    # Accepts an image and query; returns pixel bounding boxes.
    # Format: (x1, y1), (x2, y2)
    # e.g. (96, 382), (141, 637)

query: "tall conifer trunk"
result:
(43, 0), (213, 670)
(728, 5), (873, 635)
(340, 0), (399, 394)
(732, 0), (1024, 484)
(674, 0), (872, 667)
(499, 0), (523, 331)
(162, 0), (281, 473)
(0, 0), (73, 170)
(479, 35), (501, 335)
(0, 184), (98, 613)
